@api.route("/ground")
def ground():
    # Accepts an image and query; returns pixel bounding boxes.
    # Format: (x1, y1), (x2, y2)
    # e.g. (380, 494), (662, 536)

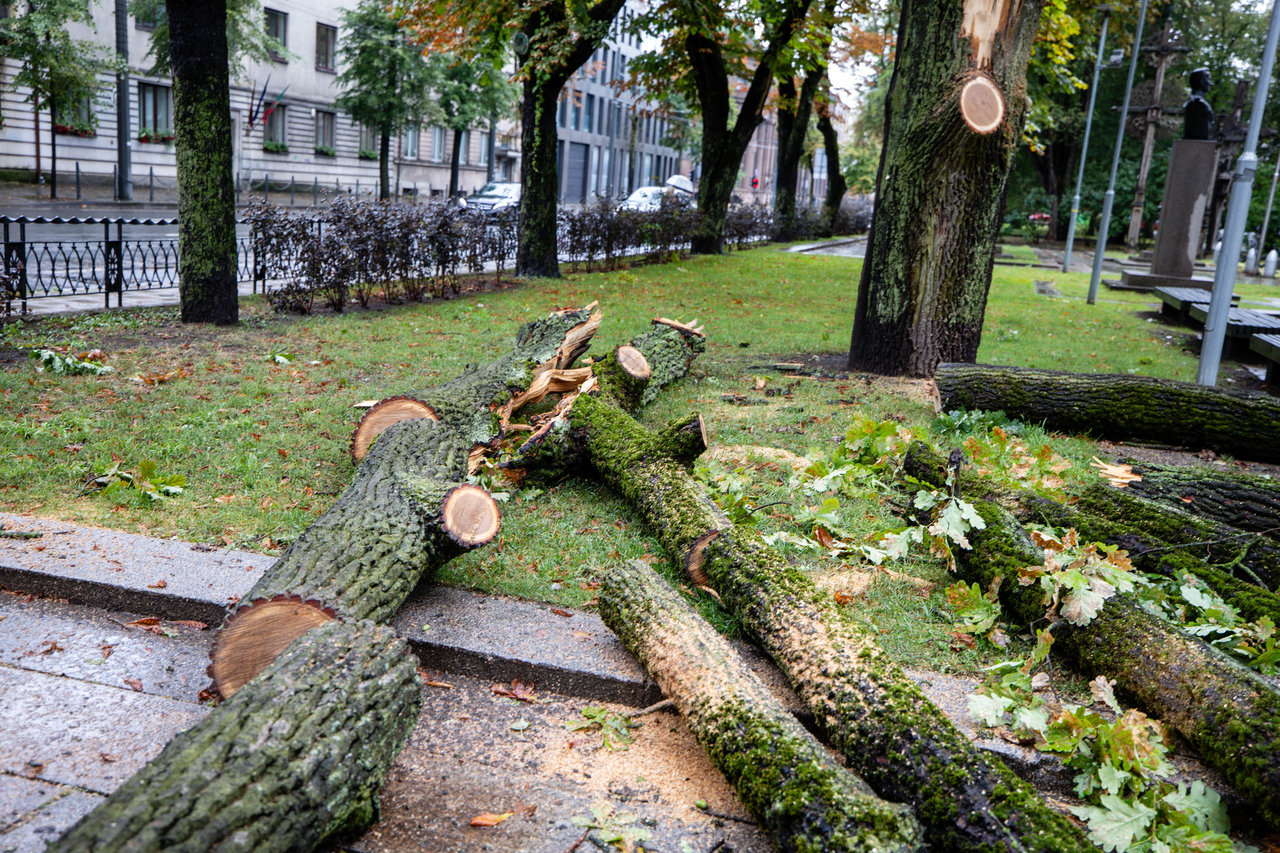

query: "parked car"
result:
(467, 182), (521, 212)
(621, 177), (697, 212)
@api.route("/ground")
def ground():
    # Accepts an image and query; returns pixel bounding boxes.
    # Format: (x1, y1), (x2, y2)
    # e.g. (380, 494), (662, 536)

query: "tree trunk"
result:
(556, 397), (1091, 851)
(50, 620), (421, 853)
(380, 127), (391, 200)
(934, 363), (1280, 464)
(516, 66), (564, 277)
(449, 126), (462, 199)
(49, 103), (58, 199)
(848, 0), (1043, 377)
(1124, 464), (1280, 539)
(166, 0), (238, 325)
(954, 497), (1280, 832)
(772, 71), (822, 243)
(817, 88), (847, 238)
(600, 560), (923, 853)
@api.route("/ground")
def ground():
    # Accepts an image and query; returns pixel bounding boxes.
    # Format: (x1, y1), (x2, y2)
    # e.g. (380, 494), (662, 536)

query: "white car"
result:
(467, 182), (521, 212)
(621, 181), (697, 212)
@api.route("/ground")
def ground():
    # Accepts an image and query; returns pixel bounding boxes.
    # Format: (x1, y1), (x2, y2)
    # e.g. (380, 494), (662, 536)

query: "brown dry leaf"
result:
(277, 448), (289, 459)
(99, 643), (115, 660)
(147, 579), (168, 589)
(171, 620), (209, 631)
(1090, 457), (1142, 488)
(213, 495), (235, 504)
(425, 680), (453, 689)
(124, 678), (144, 691)
(571, 630), (593, 639)
(550, 608), (573, 618)
(124, 617), (166, 636)
(491, 680), (537, 702)
(469, 812), (513, 827)
(814, 527), (838, 550)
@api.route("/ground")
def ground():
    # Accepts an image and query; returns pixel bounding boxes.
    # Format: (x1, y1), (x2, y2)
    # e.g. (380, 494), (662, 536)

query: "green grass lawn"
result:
(1, 246), (1273, 672)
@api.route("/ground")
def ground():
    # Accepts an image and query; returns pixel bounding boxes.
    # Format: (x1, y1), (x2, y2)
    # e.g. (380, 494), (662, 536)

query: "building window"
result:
(265, 8), (287, 61)
(558, 97), (567, 128)
(571, 93), (582, 131)
(459, 129), (470, 165)
(315, 23), (337, 72)
(265, 104), (288, 150)
(477, 131), (489, 166)
(585, 94), (595, 133)
(314, 110), (335, 154)
(403, 124), (419, 160)
(360, 124), (378, 157)
(137, 83), (171, 137)
(430, 126), (446, 161)
(134, 1), (164, 30)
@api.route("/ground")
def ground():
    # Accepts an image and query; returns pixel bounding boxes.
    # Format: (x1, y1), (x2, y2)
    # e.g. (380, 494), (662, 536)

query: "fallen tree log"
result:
(951, 496), (1280, 831)
(934, 363), (1280, 464)
(50, 620), (420, 853)
(1123, 462), (1280, 540)
(546, 395), (1091, 851)
(902, 442), (1280, 623)
(600, 559), (923, 852)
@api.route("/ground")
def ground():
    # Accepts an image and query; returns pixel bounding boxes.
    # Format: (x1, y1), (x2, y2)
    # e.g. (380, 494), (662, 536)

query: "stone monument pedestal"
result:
(1117, 139), (1218, 291)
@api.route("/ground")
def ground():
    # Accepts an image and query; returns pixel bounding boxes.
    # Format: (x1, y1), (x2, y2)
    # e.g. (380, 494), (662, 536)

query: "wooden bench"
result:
(1154, 286), (1239, 322)
(1187, 304), (1280, 358)
(1251, 333), (1280, 386)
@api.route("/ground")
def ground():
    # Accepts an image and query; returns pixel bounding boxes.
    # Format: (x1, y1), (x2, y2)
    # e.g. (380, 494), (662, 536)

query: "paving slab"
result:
(0, 666), (208, 793)
(0, 786), (102, 853)
(0, 513), (271, 624)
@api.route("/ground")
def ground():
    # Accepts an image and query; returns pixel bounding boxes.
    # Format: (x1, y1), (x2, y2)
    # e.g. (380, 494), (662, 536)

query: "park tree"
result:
(403, 0), (626, 277)
(629, 0), (815, 254)
(0, 0), (111, 197)
(815, 82), (848, 235)
(164, 0), (238, 324)
(847, 0), (1045, 377)
(425, 53), (516, 198)
(336, 0), (433, 201)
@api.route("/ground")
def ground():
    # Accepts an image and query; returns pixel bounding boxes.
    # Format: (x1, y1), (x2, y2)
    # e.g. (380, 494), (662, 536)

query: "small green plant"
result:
(314, 144), (336, 157)
(1136, 573), (1280, 675)
(265, 348), (293, 365)
(262, 140), (289, 154)
(358, 148), (377, 160)
(90, 458), (186, 506)
(30, 348), (113, 376)
(570, 802), (651, 850)
(566, 706), (640, 751)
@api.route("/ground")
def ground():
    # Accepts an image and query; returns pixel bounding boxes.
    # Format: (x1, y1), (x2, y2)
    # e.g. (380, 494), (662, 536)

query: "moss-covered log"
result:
(1124, 463), (1280, 539)
(50, 620), (421, 853)
(934, 363), (1280, 463)
(600, 560), (923, 852)
(901, 442), (1280, 622)
(565, 395), (1092, 852)
(956, 498), (1280, 831)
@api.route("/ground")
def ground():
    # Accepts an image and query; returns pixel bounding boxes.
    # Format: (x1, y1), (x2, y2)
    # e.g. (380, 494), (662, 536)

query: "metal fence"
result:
(2, 216), (257, 314)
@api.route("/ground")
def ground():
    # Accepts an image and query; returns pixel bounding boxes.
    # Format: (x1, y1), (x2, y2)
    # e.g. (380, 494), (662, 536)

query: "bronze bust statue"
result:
(1185, 68), (1215, 140)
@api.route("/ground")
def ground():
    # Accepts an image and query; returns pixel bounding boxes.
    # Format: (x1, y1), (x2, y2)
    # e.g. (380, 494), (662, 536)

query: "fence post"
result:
(113, 165), (118, 202)
(3, 220), (30, 315)
(313, 177), (318, 207)
(76, 162), (81, 200)
(264, 173), (270, 203)
(149, 167), (154, 203)
(105, 220), (123, 309)
(290, 175), (295, 207)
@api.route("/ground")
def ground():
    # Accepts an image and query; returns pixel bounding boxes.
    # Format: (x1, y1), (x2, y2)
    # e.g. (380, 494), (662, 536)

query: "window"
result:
(477, 131), (489, 166)
(360, 124), (378, 155)
(137, 83), (171, 134)
(265, 104), (288, 148)
(571, 92), (581, 131)
(315, 24), (337, 72)
(403, 124), (419, 160)
(430, 126), (445, 161)
(314, 110), (335, 152)
(585, 94), (595, 133)
(459, 130), (470, 165)
(558, 97), (567, 128)
(135, 1), (165, 30)
(265, 8), (287, 61)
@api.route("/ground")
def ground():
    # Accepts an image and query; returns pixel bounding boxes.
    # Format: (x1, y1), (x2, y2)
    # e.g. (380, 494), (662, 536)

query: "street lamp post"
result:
(114, 0), (132, 201)
(1197, 0), (1280, 385)
(1088, 0), (1150, 305)
(1063, 5), (1113, 272)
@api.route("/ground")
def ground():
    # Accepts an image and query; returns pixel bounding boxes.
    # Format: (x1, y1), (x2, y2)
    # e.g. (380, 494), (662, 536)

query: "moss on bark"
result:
(50, 620), (421, 852)
(1124, 463), (1280, 540)
(601, 560), (923, 852)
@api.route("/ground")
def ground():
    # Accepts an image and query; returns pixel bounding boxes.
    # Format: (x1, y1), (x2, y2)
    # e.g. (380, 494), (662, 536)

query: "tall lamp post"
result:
(1087, 0), (1149, 305)
(1062, 5), (1113, 272)
(114, 0), (132, 201)
(1197, 0), (1280, 385)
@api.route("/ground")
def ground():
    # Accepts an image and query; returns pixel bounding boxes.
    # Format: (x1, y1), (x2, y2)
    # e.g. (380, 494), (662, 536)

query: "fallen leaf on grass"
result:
(469, 812), (513, 827)
(492, 680), (537, 702)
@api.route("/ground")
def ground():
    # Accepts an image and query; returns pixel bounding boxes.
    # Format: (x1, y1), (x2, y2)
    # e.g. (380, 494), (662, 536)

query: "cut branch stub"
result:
(685, 530), (720, 587)
(208, 594), (337, 698)
(615, 345), (652, 380)
(441, 484), (501, 547)
(960, 73), (1005, 134)
(351, 396), (438, 462)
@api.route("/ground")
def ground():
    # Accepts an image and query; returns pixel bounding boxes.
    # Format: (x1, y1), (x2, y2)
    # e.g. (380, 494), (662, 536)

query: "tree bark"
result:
(449, 126), (462, 199)
(772, 70), (823, 242)
(935, 363), (1280, 464)
(380, 127), (391, 201)
(557, 398), (1091, 851)
(50, 620), (421, 853)
(166, 0), (238, 325)
(848, 0), (1042, 377)
(816, 88), (847, 238)
(1124, 463), (1280, 539)
(954, 497), (1280, 832)
(600, 560), (923, 853)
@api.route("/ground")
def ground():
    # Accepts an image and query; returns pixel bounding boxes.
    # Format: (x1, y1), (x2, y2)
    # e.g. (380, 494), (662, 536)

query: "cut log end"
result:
(442, 484), (502, 547)
(209, 595), (338, 698)
(684, 530), (720, 586)
(616, 345), (652, 381)
(350, 396), (439, 462)
(960, 74), (1005, 134)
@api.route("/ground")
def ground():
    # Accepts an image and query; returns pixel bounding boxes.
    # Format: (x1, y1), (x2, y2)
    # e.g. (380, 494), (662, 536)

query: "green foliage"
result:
(314, 145), (337, 158)
(91, 458), (186, 506)
(30, 348), (113, 376)
(262, 140), (289, 154)
(1135, 574), (1280, 676)
(565, 706), (640, 751)
(0, 0), (112, 124)
(570, 802), (651, 849)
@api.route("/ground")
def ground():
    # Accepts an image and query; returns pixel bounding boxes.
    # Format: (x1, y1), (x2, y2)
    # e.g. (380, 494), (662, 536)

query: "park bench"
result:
(1186, 303), (1280, 358)
(1251, 333), (1280, 386)
(1154, 286), (1239, 322)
